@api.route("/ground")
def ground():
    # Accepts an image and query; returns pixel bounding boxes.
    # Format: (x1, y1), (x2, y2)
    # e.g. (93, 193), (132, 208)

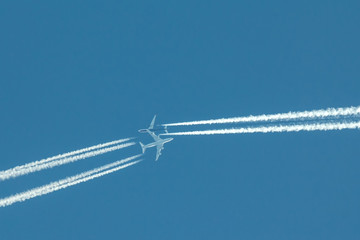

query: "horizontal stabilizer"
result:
(149, 115), (156, 129)
(139, 142), (146, 154)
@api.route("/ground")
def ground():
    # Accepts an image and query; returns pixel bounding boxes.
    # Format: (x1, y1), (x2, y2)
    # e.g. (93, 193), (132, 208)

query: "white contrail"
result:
(0, 142), (135, 181)
(163, 106), (360, 126)
(0, 155), (142, 207)
(1, 138), (132, 173)
(161, 121), (360, 135)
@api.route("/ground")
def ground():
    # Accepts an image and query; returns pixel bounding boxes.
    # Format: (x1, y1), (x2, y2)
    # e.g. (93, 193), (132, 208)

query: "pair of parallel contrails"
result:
(161, 106), (360, 136)
(0, 138), (142, 207)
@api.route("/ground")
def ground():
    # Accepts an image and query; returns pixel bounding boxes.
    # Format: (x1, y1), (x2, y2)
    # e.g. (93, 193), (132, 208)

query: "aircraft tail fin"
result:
(139, 142), (146, 154)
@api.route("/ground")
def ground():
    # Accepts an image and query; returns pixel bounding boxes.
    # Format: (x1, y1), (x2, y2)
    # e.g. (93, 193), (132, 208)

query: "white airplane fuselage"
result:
(142, 137), (173, 149)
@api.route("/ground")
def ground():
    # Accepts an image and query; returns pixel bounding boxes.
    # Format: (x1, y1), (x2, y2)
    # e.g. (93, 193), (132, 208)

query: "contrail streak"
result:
(0, 142), (135, 181)
(0, 155), (142, 207)
(161, 121), (360, 135)
(163, 106), (360, 126)
(1, 138), (132, 173)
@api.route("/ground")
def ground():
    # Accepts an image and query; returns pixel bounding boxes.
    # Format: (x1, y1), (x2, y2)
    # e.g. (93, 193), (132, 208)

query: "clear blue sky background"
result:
(0, 1), (359, 239)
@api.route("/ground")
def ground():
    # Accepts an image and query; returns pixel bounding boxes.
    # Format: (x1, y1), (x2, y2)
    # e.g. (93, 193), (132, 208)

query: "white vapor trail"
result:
(1, 138), (132, 173)
(0, 155), (142, 207)
(163, 106), (360, 126)
(0, 142), (135, 181)
(162, 121), (360, 135)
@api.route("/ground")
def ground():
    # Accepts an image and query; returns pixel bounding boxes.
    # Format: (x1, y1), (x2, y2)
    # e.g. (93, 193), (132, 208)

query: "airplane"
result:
(139, 115), (173, 161)
(138, 115), (168, 134)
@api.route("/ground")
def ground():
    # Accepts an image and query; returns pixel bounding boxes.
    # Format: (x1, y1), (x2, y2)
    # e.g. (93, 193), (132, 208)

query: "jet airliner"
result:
(139, 115), (173, 161)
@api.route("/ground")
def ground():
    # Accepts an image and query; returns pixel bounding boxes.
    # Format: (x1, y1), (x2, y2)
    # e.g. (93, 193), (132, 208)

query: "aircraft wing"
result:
(155, 144), (164, 161)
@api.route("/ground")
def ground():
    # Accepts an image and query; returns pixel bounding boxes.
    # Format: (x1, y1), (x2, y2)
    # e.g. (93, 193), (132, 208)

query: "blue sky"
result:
(0, 1), (359, 239)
